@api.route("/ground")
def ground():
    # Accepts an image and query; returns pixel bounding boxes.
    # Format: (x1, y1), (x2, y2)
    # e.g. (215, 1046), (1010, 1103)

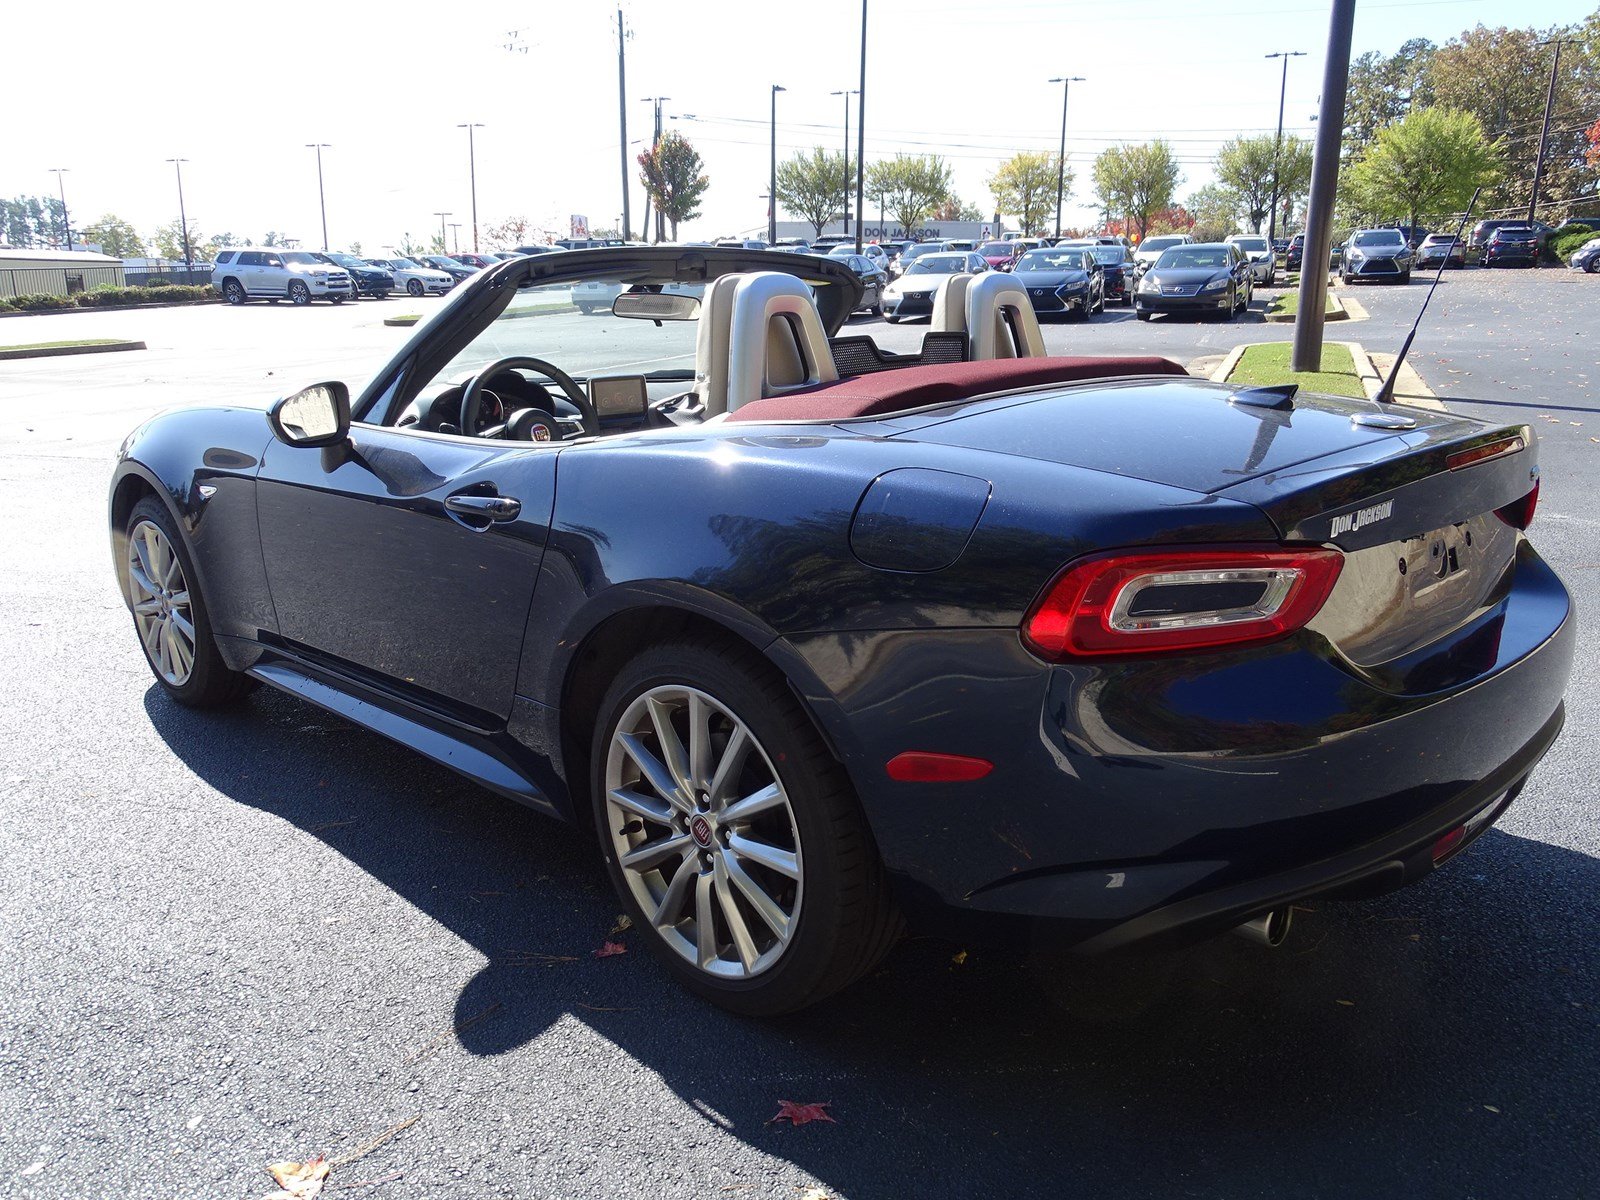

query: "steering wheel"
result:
(460, 356), (598, 439)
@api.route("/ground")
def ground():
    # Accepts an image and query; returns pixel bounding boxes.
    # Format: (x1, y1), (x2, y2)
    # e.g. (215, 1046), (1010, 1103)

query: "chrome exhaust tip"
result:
(1233, 907), (1293, 948)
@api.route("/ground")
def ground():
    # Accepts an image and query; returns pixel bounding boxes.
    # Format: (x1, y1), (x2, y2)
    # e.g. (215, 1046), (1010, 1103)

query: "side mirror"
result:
(270, 382), (350, 447)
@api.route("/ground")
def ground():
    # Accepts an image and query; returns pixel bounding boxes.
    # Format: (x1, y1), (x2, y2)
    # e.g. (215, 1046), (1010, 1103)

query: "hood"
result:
(288, 261), (344, 275)
(1141, 266), (1229, 286)
(1012, 268), (1085, 287)
(888, 271), (962, 292)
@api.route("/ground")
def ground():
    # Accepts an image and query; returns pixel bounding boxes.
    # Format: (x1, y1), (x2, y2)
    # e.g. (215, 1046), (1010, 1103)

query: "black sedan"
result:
(832, 252), (888, 315)
(109, 246), (1572, 1015)
(1011, 245), (1105, 317)
(1483, 225), (1541, 268)
(309, 252), (394, 298)
(1134, 242), (1253, 320)
(421, 254), (478, 283)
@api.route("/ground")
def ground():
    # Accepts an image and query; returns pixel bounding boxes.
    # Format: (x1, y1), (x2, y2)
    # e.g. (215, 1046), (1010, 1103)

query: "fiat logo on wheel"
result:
(690, 814), (714, 848)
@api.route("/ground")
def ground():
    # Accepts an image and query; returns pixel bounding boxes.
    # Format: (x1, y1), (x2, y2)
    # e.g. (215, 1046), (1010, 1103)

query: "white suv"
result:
(1225, 233), (1277, 285)
(213, 248), (354, 305)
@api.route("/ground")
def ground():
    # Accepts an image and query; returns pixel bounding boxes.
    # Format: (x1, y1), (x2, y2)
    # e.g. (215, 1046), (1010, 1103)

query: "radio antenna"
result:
(1374, 186), (1481, 404)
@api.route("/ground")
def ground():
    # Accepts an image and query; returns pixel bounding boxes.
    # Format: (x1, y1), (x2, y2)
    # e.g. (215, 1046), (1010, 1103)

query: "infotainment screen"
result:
(588, 375), (649, 419)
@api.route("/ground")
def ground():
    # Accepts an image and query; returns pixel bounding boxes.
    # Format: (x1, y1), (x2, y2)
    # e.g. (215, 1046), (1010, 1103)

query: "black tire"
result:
(1398, 270), (1411, 284)
(578, 305), (595, 315)
(589, 635), (900, 1016)
(375, 291), (391, 300)
(1135, 310), (1151, 321)
(872, 302), (884, 317)
(267, 298), (279, 305)
(330, 295), (345, 305)
(288, 280), (311, 306)
(222, 279), (246, 305)
(1585, 259), (1598, 274)
(122, 496), (256, 708)
(407, 279), (424, 297)
(886, 314), (900, 324)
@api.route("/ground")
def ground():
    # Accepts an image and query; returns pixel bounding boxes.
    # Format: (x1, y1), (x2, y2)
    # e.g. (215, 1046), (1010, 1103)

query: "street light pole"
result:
(640, 97), (670, 242)
(1291, 1), (1354, 373)
(457, 123), (483, 251)
(1527, 38), (1569, 228)
(48, 168), (71, 252)
(448, 222), (462, 253)
(165, 158), (193, 276)
(854, 0), (867, 254)
(830, 89), (859, 233)
(615, 7), (632, 240)
(306, 143), (331, 250)
(1047, 76), (1084, 238)
(769, 84), (786, 245)
(1265, 51), (1306, 244)
(433, 211), (452, 253)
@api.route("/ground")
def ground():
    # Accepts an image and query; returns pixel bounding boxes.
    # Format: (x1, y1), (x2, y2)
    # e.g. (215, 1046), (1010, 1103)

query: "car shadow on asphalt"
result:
(144, 685), (1599, 1198)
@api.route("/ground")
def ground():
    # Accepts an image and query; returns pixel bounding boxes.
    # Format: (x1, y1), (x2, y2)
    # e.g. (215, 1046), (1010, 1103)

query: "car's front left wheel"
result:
(407, 279), (424, 297)
(590, 637), (900, 1015)
(122, 497), (255, 708)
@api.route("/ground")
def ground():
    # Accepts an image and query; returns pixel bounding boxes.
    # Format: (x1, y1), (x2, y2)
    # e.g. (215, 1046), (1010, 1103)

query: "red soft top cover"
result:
(724, 356), (1188, 423)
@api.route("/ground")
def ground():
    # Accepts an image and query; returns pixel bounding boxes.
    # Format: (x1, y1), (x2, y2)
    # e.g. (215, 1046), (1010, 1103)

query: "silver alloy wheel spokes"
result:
(605, 685), (802, 980)
(127, 520), (196, 686)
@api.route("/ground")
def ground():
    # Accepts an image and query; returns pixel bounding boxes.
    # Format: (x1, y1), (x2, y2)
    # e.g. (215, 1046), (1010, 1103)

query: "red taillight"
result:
(1432, 825), (1467, 863)
(885, 751), (994, 783)
(1446, 435), (1524, 471)
(1022, 546), (1344, 661)
(1495, 477), (1540, 530)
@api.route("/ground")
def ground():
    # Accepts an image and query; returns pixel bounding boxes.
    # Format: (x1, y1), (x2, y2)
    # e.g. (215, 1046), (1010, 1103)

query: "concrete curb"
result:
(0, 300), (219, 319)
(1264, 293), (1350, 323)
(0, 339), (147, 361)
(1338, 342), (1446, 412)
(383, 315), (422, 327)
(1210, 344), (1248, 383)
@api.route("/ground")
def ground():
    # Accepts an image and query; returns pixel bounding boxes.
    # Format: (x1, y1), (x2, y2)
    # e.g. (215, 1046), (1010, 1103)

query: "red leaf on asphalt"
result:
(593, 941), (628, 958)
(768, 1100), (836, 1127)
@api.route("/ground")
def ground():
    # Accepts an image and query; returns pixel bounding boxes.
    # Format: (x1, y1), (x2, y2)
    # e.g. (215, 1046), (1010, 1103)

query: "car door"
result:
(260, 252), (286, 296)
(255, 426), (557, 723)
(234, 251), (263, 293)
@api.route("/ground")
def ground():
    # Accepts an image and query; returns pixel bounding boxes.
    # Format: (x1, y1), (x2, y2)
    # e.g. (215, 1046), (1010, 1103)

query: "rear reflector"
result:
(1446, 435), (1524, 471)
(1432, 825), (1467, 863)
(886, 751), (994, 783)
(1023, 546), (1343, 660)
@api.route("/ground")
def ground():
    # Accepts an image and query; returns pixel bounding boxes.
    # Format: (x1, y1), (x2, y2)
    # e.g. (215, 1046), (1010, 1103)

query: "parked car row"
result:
(211, 246), (534, 305)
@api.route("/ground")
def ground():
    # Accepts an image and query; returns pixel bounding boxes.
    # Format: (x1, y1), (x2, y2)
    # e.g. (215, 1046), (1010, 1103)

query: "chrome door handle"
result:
(445, 494), (521, 523)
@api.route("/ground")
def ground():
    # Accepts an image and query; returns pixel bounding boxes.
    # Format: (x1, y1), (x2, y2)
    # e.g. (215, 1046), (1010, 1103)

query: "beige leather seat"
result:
(931, 272), (1046, 360)
(695, 272), (838, 417)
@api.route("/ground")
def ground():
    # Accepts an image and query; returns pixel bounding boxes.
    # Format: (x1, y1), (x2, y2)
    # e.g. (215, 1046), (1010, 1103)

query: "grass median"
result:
(1227, 341), (1366, 399)
(1266, 289), (1343, 320)
(2, 338), (127, 352)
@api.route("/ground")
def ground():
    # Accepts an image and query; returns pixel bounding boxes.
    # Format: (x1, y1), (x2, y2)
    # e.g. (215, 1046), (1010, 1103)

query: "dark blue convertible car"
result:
(110, 248), (1573, 1014)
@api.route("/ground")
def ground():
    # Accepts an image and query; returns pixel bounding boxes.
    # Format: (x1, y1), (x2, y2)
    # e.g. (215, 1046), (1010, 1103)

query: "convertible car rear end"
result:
(109, 248), (1572, 1013)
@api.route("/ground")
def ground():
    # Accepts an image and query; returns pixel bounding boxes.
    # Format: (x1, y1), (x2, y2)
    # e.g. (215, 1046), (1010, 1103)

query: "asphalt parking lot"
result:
(3, 270), (1597, 1199)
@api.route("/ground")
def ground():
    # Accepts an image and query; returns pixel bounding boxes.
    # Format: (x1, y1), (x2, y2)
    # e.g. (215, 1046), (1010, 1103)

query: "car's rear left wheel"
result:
(123, 497), (255, 708)
(591, 637), (900, 1015)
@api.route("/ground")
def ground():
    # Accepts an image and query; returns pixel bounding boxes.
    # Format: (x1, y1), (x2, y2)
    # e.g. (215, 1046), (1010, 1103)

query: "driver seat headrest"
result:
(932, 272), (1046, 360)
(697, 271), (838, 417)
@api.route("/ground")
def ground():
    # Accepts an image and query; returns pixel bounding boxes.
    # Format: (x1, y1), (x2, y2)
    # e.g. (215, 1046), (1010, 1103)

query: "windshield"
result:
(978, 242), (1012, 256)
(280, 251), (321, 265)
(1086, 246), (1127, 264)
(906, 255), (968, 275)
(326, 253), (365, 267)
(1139, 236), (1186, 254)
(1155, 247), (1230, 270)
(1232, 237), (1268, 252)
(386, 258), (420, 269)
(1352, 231), (1404, 247)
(1017, 250), (1085, 271)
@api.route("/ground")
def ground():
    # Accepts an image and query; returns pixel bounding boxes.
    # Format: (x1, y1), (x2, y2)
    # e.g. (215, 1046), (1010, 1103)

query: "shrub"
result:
(73, 284), (217, 307)
(1549, 227), (1598, 263)
(10, 293), (76, 311)
(0, 296), (13, 311)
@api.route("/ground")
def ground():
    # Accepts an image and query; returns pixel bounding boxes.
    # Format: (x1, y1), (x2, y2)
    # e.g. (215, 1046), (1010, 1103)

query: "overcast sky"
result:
(5, 0), (1589, 252)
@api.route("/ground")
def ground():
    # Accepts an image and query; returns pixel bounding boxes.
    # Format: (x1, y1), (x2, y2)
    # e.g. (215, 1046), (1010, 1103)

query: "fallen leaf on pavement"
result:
(609, 914), (634, 936)
(593, 941), (628, 958)
(795, 1188), (834, 1200)
(951, 950), (968, 966)
(1483, 1104), (1501, 1114)
(1336, 999), (1356, 1007)
(264, 1155), (330, 1199)
(768, 1101), (836, 1127)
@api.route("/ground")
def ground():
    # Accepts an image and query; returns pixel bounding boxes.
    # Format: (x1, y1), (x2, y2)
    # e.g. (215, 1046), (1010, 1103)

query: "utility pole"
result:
(456, 124), (483, 251)
(1047, 76), (1084, 238)
(854, 0), (867, 253)
(769, 84), (786, 245)
(1265, 51), (1306, 244)
(1527, 38), (1569, 232)
(640, 96), (669, 242)
(1291, 0), (1354, 374)
(831, 89), (859, 232)
(616, 8), (632, 240)
(165, 158), (193, 275)
(306, 143), (331, 250)
(48, 168), (71, 252)
(448, 222), (462, 253)
(433, 211), (452, 253)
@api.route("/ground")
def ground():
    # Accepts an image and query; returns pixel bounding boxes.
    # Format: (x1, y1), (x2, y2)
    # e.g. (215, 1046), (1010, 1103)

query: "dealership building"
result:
(770, 219), (1006, 243)
(0, 247), (125, 300)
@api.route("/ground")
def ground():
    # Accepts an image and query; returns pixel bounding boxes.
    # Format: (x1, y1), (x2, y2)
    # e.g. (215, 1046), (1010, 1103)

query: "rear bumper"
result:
(789, 540), (1575, 949)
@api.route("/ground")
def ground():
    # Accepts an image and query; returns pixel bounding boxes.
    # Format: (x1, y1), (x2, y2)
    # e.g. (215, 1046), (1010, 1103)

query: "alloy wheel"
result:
(126, 519), (196, 686)
(604, 685), (803, 979)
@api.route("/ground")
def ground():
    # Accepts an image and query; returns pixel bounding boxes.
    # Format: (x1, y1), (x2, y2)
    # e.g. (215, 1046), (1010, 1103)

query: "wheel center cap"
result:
(689, 814), (714, 849)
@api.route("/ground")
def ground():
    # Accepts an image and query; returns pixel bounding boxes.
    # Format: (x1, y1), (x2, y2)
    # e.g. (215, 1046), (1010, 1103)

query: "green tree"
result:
(988, 151), (1066, 236)
(1, 196), (67, 248)
(637, 130), (710, 239)
(347, 240), (363, 256)
(1092, 141), (1181, 241)
(397, 233), (427, 258)
(1215, 134), (1313, 231)
(1346, 106), (1502, 234)
(1425, 21), (1598, 215)
(865, 154), (953, 239)
(152, 219), (213, 262)
(80, 214), (146, 258)
(1184, 184), (1242, 242)
(775, 148), (852, 238)
(1342, 39), (1436, 166)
